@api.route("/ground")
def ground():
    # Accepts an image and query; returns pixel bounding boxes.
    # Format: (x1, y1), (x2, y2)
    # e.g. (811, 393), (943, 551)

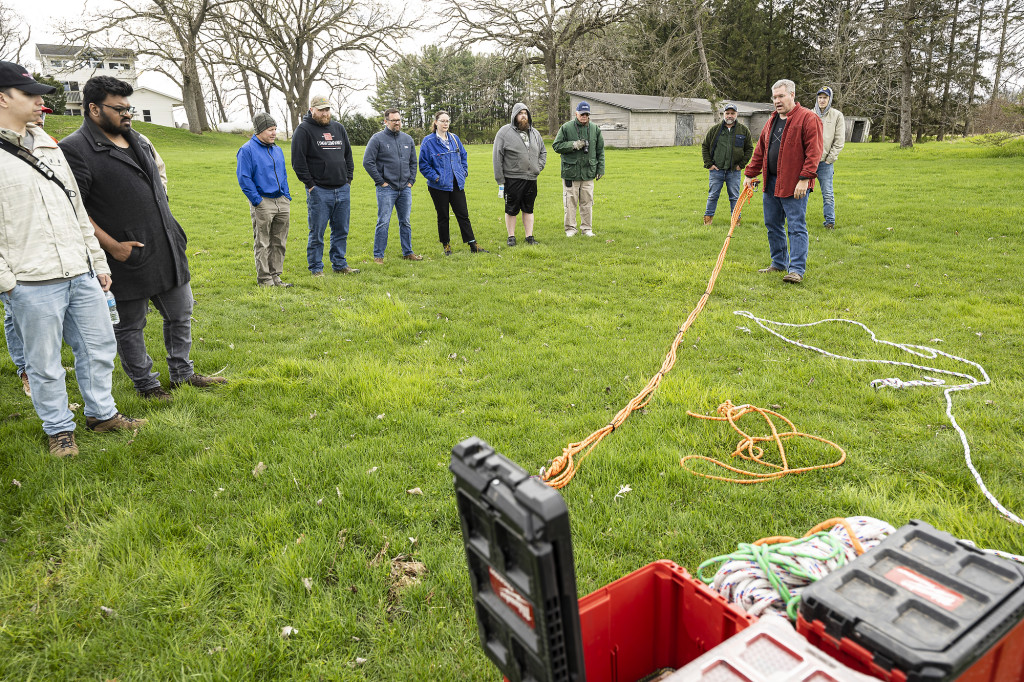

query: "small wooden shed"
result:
(567, 91), (774, 148)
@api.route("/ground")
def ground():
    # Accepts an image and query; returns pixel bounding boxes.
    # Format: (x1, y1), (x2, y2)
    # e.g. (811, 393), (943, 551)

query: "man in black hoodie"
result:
(291, 95), (359, 275)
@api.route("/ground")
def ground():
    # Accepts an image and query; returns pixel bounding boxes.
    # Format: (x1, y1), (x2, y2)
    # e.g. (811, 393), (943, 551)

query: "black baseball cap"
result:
(0, 61), (57, 95)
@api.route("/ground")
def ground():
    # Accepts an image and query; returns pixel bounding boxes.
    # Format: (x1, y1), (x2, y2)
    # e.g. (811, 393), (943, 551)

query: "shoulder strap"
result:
(0, 136), (77, 208)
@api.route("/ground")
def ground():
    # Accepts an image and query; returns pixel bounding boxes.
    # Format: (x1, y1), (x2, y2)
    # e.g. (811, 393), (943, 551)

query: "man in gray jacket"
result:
(0, 63), (145, 457)
(362, 109), (422, 263)
(814, 87), (845, 229)
(493, 103), (546, 246)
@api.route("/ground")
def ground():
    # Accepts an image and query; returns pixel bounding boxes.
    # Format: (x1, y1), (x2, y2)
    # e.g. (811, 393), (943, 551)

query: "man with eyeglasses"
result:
(553, 101), (605, 237)
(363, 109), (423, 263)
(0, 63), (146, 457)
(61, 76), (227, 400)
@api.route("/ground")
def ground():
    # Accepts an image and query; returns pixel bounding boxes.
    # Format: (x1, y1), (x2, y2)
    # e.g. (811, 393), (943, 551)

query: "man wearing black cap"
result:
(0, 62), (146, 457)
(60, 75), (227, 401)
(553, 101), (605, 237)
(237, 112), (292, 287)
(701, 103), (753, 225)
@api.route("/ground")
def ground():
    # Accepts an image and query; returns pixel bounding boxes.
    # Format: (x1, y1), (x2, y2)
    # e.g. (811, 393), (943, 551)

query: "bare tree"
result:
(0, 2), (29, 62)
(62, 0), (230, 134)
(445, 0), (639, 135)
(218, 0), (418, 129)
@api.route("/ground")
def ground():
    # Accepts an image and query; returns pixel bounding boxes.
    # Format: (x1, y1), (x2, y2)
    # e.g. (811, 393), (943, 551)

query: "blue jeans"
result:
(763, 175), (809, 275)
(1, 293), (26, 374)
(7, 274), (118, 434)
(705, 169), (741, 216)
(373, 185), (413, 258)
(306, 185), (351, 272)
(114, 282), (195, 392)
(816, 162), (835, 225)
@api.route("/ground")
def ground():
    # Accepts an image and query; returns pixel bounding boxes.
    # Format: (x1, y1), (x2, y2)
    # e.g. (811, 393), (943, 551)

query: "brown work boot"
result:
(139, 386), (173, 402)
(20, 371), (31, 397)
(782, 272), (804, 284)
(86, 412), (148, 432)
(170, 374), (228, 389)
(703, 215), (713, 225)
(402, 253), (424, 261)
(373, 257), (384, 264)
(758, 266), (785, 273)
(48, 431), (78, 457)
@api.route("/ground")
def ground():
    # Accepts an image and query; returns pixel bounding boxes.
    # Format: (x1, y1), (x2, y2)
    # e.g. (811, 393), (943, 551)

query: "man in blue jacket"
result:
(291, 95), (359, 276)
(237, 112), (292, 287)
(362, 109), (422, 263)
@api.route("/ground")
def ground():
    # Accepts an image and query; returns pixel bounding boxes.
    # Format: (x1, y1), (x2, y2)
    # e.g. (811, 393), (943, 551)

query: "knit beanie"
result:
(253, 112), (276, 135)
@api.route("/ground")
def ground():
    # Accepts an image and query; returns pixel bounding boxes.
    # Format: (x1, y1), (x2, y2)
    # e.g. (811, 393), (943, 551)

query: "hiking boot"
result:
(758, 266), (785, 273)
(524, 236), (539, 245)
(20, 371), (31, 397)
(86, 412), (148, 432)
(333, 267), (360, 274)
(782, 272), (804, 284)
(565, 227), (578, 238)
(273, 277), (294, 288)
(402, 253), (423, 261)
(824, 223), (835, 230)
(258, 280), (275, 287)
(443, 242), (452, 256)
(311, 270), (325, 277)
(703, 215), (714, 225)
(373, 257), (384, 264)
(507, 236), (517, 247)
(139, 386), (173, 402)
(171, 374), (228, 389)
(470, 242), (488, 253)
(48, 431), (78, 457)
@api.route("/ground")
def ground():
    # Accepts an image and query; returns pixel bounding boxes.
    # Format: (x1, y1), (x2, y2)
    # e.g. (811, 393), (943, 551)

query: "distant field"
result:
(2, 117), (1023, 679)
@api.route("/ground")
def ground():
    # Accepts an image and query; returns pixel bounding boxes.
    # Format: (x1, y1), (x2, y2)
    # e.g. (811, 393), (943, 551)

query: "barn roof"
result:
(568, 91), (773, 114)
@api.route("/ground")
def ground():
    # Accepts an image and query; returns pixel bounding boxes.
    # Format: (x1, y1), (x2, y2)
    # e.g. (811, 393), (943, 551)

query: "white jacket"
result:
(0, 124), (109, 292)
(819, 108), (846, 164)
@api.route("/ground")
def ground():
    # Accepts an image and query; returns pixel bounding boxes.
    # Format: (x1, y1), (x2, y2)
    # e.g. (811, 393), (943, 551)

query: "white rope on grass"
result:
(733, 310), (1022, 528)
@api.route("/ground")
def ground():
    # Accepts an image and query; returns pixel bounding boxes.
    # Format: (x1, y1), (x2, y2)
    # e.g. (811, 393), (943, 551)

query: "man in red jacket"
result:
(744, 79), (823, 284)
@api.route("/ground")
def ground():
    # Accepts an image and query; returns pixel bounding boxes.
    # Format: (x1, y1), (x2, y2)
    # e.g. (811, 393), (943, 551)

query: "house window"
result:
(88, 58), (104, 68)
(109, 62), (131, 70)
(51, 59), (66, 67)
(62, 81), (80, 92)
(143, 109), (152, 123)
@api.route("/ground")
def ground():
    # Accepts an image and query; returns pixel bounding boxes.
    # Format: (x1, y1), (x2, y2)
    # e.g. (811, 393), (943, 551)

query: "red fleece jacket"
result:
(744, 103), (823, 198)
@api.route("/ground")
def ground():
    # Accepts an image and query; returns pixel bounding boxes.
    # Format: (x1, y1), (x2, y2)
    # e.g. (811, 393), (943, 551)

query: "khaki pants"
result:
(251, 195), (290, 284)
(563, 179), (595, 234)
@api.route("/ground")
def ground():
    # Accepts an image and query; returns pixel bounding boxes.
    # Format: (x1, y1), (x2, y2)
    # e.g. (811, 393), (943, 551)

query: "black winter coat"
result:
(60, 118), (189, 301)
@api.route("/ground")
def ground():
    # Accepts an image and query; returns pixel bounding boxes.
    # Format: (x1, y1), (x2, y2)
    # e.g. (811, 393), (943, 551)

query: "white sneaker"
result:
(582, 230), (595, 237)
(565, 228), (578, 237)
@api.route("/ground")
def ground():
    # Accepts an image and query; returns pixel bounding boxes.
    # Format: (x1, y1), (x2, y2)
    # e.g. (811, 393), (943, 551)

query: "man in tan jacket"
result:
(814, 87), (845, 229)
(0, 62), (145, 458)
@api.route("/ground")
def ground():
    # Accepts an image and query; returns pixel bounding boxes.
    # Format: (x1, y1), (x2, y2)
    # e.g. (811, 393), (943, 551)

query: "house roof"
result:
(134, 86), (183, 105)
(568, 91), (773, 114)
(36, 44), (134, 59)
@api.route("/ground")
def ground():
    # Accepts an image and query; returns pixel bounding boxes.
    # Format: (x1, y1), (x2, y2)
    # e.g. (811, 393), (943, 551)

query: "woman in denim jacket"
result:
(418, 111), (487, 255)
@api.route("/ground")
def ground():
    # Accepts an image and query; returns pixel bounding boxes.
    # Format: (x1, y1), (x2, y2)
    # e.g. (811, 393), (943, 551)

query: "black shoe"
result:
(139, 386), (173, 402)
(471, 245), (489, 253)
(525, 236), (539, 245)
(507, 236), (516, 247)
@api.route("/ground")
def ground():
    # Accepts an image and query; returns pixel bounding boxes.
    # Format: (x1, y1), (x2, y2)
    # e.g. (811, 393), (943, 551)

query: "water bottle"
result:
(105, 290), (120, 324)
(498, 184), (504, 198)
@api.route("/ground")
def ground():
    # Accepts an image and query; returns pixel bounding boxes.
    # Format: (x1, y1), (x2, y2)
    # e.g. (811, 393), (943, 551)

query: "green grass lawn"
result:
(2, 117), (1023, 679)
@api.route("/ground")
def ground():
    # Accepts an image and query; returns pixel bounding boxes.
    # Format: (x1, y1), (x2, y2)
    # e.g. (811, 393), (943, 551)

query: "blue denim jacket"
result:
(418, 132), (468, 192)
(237, 136), (291, 206)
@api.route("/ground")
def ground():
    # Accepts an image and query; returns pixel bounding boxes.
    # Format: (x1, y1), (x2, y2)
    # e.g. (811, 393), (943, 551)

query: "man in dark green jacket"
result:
(700, 103), (752, 225)
(552, 101), (605, 237)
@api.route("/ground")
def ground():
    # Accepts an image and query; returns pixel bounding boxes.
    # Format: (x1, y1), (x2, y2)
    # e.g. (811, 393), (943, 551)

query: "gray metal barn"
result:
(567, 91), (871, 147)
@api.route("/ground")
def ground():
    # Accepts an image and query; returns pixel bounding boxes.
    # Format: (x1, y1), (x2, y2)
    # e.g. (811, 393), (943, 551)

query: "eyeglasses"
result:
(387, 118), (402, 123)
(102, 103), (136, 117)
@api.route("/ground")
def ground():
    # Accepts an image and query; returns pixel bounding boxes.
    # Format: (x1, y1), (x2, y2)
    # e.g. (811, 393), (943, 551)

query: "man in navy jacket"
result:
(237, 112), (292, 287)
(291, 95), (359, 275)
(362, 109), (422, 263)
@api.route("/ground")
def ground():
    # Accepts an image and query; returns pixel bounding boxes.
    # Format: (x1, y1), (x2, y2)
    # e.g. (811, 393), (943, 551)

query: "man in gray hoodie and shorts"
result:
(492, 103), (546, 246)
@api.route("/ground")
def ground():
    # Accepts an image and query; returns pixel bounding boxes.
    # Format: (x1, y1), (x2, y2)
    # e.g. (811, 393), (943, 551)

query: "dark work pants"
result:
(428, 185), (476, 245)
(113, 282), (195, 392)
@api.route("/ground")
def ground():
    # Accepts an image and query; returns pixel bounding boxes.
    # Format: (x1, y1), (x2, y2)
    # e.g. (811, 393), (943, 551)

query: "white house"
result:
(35, 44), (182, 126)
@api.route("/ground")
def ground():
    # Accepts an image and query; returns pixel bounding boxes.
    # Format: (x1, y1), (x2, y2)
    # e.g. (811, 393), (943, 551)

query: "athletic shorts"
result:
(504, 178), (538, 216)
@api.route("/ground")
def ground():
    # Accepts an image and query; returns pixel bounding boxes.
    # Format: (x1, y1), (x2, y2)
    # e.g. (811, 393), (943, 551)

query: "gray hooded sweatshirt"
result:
(492, 103), (547, 184)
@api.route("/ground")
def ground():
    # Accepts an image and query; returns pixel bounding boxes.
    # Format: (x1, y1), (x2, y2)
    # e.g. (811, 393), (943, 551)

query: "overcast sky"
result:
(8, 0), (441, 124)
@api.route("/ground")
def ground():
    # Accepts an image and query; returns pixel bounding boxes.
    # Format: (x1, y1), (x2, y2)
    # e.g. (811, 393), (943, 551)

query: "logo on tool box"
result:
(488, 567), (535, 628)
(884, 566), (965, 610)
